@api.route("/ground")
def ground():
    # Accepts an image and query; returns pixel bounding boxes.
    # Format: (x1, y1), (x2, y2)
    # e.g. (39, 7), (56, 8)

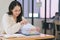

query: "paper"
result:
(40, 34), (46, 37)
(0, 34), (4, 37)
(3, 34), (25, 38)
(21, 23), (40, 35)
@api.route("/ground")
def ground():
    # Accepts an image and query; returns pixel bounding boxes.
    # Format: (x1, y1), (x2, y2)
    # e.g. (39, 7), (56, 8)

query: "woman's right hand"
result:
(19, 20), (28, 25)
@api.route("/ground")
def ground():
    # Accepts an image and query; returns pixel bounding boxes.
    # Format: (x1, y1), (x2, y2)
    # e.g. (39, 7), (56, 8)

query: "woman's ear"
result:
(11, 10), (13, 12)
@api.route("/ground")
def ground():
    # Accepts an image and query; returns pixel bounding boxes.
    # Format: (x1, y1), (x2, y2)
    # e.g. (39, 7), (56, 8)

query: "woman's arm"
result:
(21, 17), (28, 25)
(2, 14), (22, 34)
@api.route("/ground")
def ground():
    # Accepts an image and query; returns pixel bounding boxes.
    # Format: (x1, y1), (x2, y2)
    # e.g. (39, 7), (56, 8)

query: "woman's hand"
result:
(36, 27), (40, 32)
(30, 27), (40, 32)
(20, 20), (28, 25)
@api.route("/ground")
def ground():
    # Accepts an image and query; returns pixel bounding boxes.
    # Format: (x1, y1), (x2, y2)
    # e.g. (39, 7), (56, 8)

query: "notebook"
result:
(3, 34), (25, 38)
(21, 23), (40, 36)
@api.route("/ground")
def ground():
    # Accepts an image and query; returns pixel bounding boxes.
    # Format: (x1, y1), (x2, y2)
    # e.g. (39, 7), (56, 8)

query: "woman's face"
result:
(12, 5), (21, 17)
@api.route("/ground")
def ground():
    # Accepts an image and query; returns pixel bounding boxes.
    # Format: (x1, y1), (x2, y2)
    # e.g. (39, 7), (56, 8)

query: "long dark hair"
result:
(8, 1), (23, 23)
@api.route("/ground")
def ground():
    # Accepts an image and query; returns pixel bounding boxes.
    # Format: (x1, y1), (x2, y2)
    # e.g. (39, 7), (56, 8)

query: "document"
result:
(0, 34), (4, 37)
(21, 23), (40, 35)
(3, 34), (25, 38)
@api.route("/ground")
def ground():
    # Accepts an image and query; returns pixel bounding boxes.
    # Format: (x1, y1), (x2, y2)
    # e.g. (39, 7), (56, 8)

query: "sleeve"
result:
(2, 14), (22, 34)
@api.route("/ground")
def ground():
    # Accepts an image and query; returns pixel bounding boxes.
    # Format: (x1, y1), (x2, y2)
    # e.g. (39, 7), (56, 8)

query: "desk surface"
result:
(1, 34), (54, 40)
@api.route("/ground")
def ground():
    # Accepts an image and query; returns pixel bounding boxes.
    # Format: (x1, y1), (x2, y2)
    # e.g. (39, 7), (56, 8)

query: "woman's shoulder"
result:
(3, 13), (9, 17)
(3, 13), (11, 18)
(2, 13), (12, 20)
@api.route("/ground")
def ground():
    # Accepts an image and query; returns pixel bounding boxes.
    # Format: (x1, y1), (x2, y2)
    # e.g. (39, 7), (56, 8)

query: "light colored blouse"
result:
(2, 13), (25, 34)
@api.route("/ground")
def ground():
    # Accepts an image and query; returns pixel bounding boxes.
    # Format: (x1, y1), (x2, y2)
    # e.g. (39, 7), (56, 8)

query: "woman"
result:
(2, 1), (40, 34)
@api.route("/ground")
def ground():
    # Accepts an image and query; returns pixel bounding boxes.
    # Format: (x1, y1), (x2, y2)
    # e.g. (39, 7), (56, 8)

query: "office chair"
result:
(54, 20), (60, 40)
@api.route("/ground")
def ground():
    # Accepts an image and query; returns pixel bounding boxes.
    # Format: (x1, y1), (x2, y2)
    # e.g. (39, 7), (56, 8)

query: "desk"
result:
(0, 37), (2, 40)
(1, 34), (54, 40)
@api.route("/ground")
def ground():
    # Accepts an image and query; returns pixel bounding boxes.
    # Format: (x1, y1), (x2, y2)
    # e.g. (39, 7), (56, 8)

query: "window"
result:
(17, 0), (40, 18)
(51, 0), (59, 17)
(17, 0), (59, 18)
(40, 0), (59, 18)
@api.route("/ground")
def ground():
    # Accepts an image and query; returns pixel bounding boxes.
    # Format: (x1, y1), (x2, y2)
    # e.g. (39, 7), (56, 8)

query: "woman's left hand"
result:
(30, 27), (40, 32)
(22, 20), (28, 25)
(36, 27), (40, 32)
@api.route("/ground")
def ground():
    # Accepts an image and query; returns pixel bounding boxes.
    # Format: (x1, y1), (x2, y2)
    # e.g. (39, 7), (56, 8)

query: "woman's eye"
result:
(14, 10), (18, 12)
(14, 10), (20, 12)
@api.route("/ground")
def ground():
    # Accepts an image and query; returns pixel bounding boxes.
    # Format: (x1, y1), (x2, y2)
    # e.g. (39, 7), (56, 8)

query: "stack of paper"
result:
(21, 23), (40, 35)
(3, 34), (25, 38)
(0, 34), (4, 37)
